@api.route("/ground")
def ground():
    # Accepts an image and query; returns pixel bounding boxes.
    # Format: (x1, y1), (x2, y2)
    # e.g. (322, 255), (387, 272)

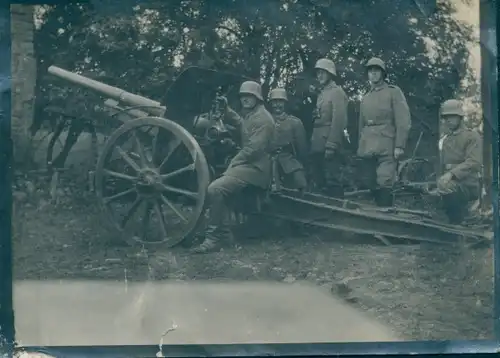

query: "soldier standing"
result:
(268, 88), (308, 192)
(357, 57), (411, 207)
(435, 99), (482, 224)
(192, 81), (275, 253)
(309, 58), (349, 198)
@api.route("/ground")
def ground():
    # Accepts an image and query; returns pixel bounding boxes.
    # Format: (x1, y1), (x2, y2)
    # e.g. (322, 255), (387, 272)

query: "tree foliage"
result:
(34, 0), (476, 158)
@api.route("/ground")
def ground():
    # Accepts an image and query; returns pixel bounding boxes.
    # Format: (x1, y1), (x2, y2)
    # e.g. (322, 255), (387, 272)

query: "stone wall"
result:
(10, 5), (36, 167)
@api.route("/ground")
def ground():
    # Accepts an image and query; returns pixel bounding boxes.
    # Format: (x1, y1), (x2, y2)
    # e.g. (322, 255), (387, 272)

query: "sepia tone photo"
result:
(9, 0), (495, 351)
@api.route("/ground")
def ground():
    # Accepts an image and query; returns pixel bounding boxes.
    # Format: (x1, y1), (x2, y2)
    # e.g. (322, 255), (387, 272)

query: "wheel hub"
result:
(136, 168), (161, 196)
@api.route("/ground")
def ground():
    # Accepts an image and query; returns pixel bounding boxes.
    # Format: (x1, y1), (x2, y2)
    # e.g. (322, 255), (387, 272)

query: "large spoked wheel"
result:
(94, 116), (210, 248)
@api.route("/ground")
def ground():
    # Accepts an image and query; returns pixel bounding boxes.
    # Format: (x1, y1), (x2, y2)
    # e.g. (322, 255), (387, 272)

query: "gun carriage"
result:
(46, 66), (492, 249)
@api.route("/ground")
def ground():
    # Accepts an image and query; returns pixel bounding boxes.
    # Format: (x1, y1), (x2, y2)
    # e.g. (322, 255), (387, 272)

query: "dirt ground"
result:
(12, 172), (494, 342)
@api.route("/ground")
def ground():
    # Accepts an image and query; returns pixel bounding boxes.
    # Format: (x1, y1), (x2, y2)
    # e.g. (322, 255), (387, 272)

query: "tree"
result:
(11, 5), (37, 167)
(33, 0), (475, 166)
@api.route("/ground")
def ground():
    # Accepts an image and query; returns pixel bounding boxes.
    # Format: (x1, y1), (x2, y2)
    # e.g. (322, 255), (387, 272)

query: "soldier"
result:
(435, 99), (482, 224)
(191, 81), (275, 253)
(268, 88), (308, 192)
(309, 58), (349, 198)
(357, 57), (411, 207)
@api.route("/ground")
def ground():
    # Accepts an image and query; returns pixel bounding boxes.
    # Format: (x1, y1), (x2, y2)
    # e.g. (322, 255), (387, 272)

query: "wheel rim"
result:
(95, 116), (210, 247)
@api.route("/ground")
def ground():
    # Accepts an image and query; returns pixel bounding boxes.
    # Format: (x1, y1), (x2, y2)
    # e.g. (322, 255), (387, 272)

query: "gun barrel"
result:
(48, 66), (165, 117)
(103, 99), (150, 118)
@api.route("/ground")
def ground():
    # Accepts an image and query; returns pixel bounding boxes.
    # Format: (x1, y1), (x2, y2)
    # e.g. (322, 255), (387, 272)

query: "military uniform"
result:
(309, 80), (349, 197)
(357, 82), (411, 205)
(436, 99), (482, 224)
(271, 112), (308, 190)
(193, 81), (274, 253)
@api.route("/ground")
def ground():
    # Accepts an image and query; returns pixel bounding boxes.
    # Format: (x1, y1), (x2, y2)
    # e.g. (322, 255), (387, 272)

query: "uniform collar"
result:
(243, 103), (262, 117)
(448, 125), (465, 136)
(320, 81), (336, 92)
(273, 112), (288, 122)
(370, 81), (388, 92)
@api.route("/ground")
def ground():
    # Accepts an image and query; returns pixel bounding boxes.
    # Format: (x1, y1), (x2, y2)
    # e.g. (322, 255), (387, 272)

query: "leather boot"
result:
(191, 223), (234, 254)
(325, 185), (344, 199)
(442, 192), (467, 225)
(374, 188), (393, 207)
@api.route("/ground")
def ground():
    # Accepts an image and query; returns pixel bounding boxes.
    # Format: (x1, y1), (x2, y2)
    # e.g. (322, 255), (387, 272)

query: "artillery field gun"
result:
(47, 65), (492, 250)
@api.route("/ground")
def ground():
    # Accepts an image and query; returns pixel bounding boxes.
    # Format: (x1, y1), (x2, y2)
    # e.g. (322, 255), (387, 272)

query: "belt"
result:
(271, 143), (294, 155)
(313, 124), (330, 129)
(364, 120), (385, 127)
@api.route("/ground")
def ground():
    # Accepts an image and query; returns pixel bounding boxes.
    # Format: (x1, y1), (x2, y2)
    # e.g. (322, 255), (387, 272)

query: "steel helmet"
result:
(315, 58), (337, 76)
(269, 88), (288, 101)
(365, 57), (387, 72)
(440, 99), (465, 117)
(239, 81), (263, 101)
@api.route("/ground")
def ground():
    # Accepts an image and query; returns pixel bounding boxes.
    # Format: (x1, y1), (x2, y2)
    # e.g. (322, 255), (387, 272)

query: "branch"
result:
(215, 25), (242, 40)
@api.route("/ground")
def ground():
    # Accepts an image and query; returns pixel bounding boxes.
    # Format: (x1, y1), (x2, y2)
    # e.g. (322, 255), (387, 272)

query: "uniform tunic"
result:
(438, 126), (482, 198)
(221, 104), (275, 189)
(271, 113), (308, 174)
(271, 112), (308, 189)
(310, 81), (349, 154)
(308, 81), (349, 194)
(357, 82), (411, 188)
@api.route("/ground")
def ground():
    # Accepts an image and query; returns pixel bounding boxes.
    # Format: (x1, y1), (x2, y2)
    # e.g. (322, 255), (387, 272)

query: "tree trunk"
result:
(10, 5), (36, 168)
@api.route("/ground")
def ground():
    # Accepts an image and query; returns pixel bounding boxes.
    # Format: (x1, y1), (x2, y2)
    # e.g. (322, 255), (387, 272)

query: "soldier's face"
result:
(441, 115), (461, 131)
(270, 99), (286, 114)
(316, 69), (330, 85)
(368, 67), (383, 83)
(240, 94), (257, 109)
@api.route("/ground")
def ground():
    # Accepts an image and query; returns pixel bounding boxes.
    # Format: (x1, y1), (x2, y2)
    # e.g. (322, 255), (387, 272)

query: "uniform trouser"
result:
(275, 165), (307, 190)
(358, 155), (397, 207)
(285, 170), (307, 190)
(417, 182), (476, 279)
(438, 179), (477, 224)
(308, 151), (344, 197)
(205, 175), (249, 240)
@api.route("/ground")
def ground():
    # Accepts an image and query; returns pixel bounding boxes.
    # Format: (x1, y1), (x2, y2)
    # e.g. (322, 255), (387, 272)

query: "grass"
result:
(12, 172), (495, 341)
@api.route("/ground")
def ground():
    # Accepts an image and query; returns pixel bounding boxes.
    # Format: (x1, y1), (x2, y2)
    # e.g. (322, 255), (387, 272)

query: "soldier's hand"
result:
(324, 148), (336, 160)
(437, 172), (455, 195)
(394, 148), (404, 160)
(438, 172), (453, 185)
(216, 96), (228, 109)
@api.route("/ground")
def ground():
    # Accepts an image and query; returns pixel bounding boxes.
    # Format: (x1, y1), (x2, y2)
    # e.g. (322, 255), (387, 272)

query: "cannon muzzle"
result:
(48, 66), (166, 117)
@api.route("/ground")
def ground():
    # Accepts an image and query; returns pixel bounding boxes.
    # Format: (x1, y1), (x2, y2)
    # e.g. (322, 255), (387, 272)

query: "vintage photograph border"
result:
(0, 0), (499, 356)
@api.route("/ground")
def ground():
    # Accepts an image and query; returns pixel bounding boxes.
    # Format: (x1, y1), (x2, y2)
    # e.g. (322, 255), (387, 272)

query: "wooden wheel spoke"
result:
(159, 138), (182, 171)
(151, 127), (159, 164)
(132, 131), (148, 167)
(160, 163), (195, 181)
(142, 200), (152, 240)
(95, 116), (210, 248)
(103, 188), (136, 204)
(103, 169), (136, 182)
(116, 145), (141, 172)
(153, 201), (168, 239)
(158, 182), (198, 200)
(120, 196), (142, 229)
(160, 194), (188, 223)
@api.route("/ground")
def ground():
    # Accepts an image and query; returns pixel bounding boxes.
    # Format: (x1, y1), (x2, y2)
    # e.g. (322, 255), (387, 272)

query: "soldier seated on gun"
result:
(433, 99), (482, 225)
(191, 81), (275, 254)
(268, 88), (308, 193)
